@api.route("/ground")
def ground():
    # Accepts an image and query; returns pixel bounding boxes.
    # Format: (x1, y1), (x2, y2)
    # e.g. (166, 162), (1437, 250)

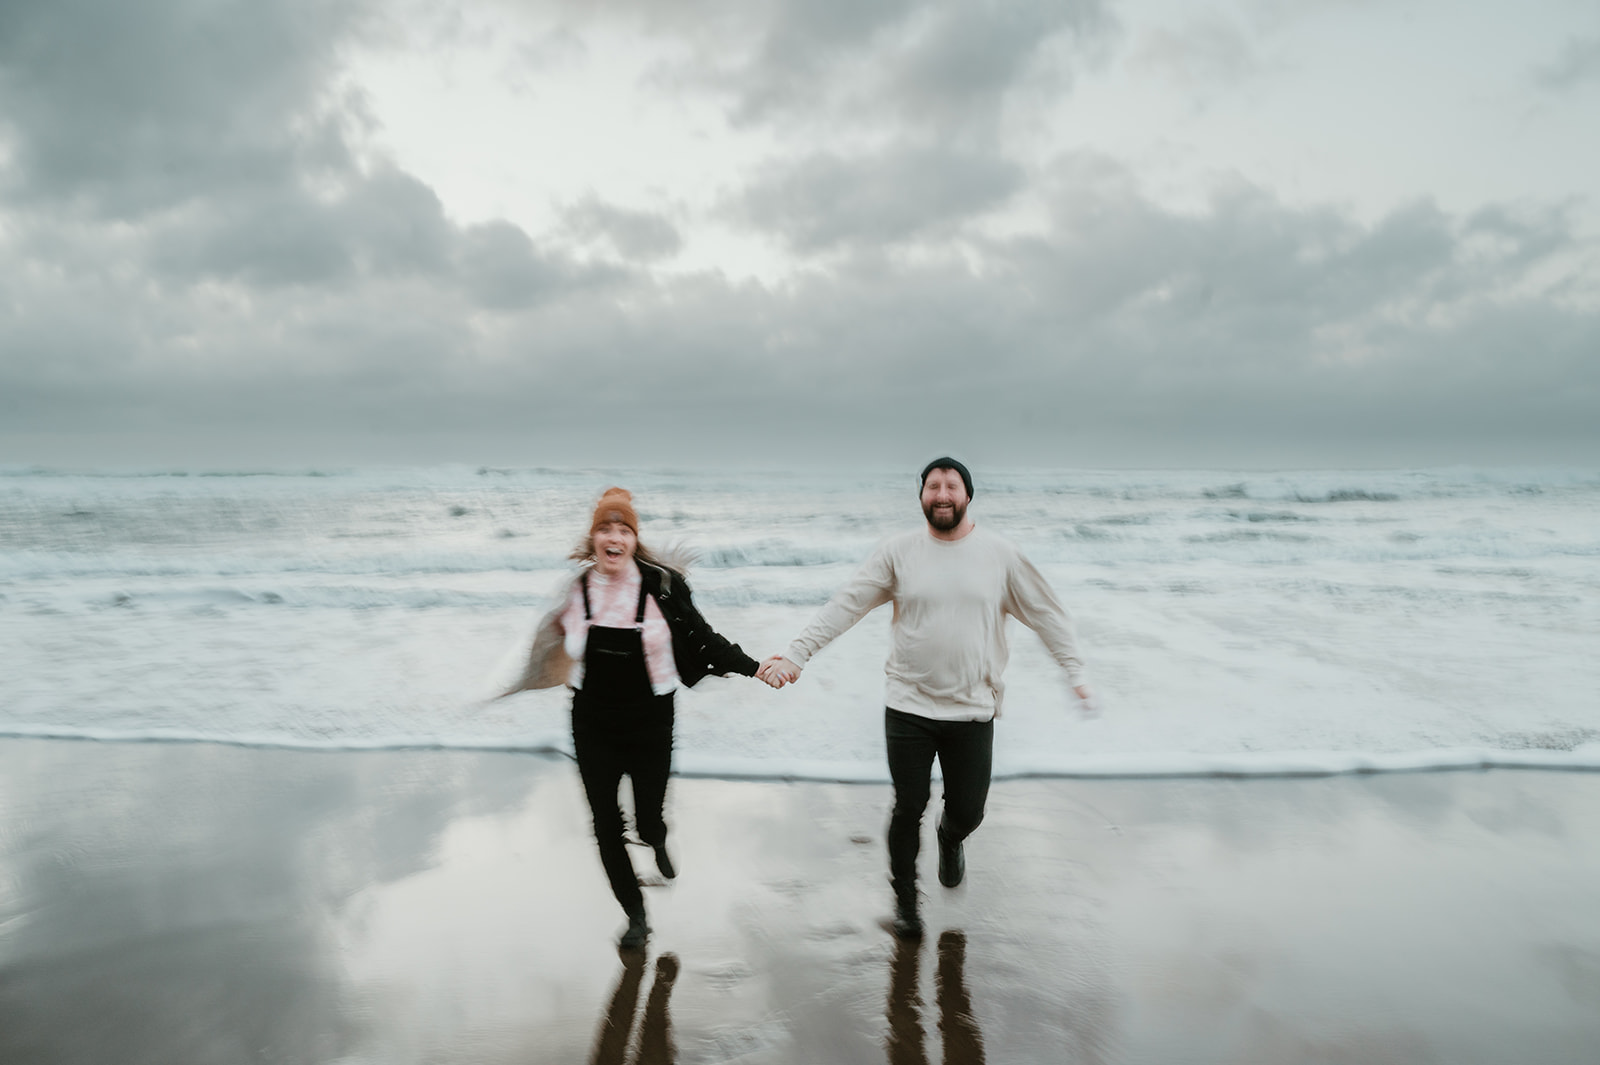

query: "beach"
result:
(3, 738), (1598, 1064)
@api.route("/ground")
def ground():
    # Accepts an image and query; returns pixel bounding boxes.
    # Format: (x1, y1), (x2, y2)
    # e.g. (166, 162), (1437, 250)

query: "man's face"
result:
(920, 468), (970, 531)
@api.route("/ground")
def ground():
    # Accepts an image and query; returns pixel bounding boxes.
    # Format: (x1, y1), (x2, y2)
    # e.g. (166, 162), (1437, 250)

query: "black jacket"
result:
(501, 560), (758, 696)
(638, 560), (760, 687)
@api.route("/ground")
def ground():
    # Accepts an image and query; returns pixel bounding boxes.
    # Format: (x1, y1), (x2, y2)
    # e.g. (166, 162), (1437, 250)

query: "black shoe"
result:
(619, 908), (650, 950)
(652, 844), (676, 881)
(936, 818), (965, 888)
(892, 895), (924, 940)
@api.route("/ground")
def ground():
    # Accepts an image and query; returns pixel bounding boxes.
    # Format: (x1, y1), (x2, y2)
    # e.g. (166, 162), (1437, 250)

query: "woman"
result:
(504, 487), (767, 949)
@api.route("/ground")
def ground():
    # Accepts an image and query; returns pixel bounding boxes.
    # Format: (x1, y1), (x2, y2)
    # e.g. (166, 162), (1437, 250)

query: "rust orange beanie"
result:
(590, 487), (639, 537)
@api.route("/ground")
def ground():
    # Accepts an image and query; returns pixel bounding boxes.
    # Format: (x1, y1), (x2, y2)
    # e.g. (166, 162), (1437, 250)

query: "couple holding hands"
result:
(504, 458), (1097, 949)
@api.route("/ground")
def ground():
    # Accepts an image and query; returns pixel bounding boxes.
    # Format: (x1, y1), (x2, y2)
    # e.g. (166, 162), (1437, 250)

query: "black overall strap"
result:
(633, 568), (650, 628)
(581, 572), (592, 620)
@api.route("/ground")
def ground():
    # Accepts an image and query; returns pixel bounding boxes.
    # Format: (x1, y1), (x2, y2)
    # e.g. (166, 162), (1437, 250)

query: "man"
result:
(758, 458), (1096, 939)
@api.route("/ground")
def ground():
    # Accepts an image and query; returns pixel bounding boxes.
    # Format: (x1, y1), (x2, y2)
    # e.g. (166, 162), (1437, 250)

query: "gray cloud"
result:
(149, 190), (364, 288)
(0, 0), (373, 217)
(0, 0), (592, 311)
(749, 0), (923, 96)
(1535, 34), (1600, 91)
(1, 0), (1595, 468)
(886, 0), (1109, 127)
(546, 0), (1113, 142)
(455, 220), (610, 309)
(562, 197), (684, 261)
(138, 164), (605, 306)
(1131, 14), (1261, 91)
(729, 145), (1024, 250)
(5, 150), (1593, 467)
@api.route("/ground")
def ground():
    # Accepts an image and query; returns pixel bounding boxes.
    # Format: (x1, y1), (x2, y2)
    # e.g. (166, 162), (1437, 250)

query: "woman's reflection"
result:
(886, 930), (985, 1065)
(590, 952), (678, 1065)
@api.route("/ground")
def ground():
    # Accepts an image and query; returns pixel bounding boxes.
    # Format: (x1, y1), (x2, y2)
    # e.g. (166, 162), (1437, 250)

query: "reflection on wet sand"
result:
(590, 952), (678, 1065)
(886, 932), (925, 1064)
(887, 931), (985, 1065)
(9, 740), (1600, 1063)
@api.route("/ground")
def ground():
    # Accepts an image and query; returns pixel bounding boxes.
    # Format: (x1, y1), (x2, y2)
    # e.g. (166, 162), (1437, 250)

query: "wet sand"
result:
(1, 738), (1598, 1064)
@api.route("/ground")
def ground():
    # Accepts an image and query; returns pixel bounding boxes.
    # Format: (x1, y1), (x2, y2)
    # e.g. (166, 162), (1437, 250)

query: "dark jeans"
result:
(572, 693), (675, 915)
(885, 707), (994, 901)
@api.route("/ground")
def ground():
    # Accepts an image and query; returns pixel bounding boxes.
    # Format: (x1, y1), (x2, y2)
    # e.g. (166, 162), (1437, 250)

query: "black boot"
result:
(892, 888), (924, 941)
(652, 843), (677, 881)
(936, 817), (965, 888)
(618, 906), (650, 950)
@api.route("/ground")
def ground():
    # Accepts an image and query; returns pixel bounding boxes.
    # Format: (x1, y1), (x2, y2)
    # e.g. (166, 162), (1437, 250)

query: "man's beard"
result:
(923, 500), (967, 531)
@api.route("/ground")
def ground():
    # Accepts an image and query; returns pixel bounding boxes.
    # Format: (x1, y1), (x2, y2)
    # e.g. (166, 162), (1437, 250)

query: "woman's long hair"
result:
(569, 534), (671, 572)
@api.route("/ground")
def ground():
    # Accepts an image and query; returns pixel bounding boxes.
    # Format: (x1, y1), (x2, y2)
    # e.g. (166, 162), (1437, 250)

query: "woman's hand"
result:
(757, 655), (801, 689)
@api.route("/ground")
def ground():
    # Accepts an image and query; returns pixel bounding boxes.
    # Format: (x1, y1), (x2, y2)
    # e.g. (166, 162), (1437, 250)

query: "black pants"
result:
(573, 693), (675, 915)
(885, 708), (994, 901)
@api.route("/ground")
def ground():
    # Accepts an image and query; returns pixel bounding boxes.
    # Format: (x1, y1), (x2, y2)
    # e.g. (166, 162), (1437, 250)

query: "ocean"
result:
(4, 464), (1597, 781)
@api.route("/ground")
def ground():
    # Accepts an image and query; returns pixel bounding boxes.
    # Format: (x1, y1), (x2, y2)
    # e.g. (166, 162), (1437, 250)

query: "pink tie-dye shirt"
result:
(560, 564), (680, 695)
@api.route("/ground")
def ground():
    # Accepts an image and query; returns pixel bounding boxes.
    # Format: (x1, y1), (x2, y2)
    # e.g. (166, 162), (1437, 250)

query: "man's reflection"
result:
(886, 930), (985, 1065)
(590, 952), (678, 1065)
(886, 930), (926, 1064)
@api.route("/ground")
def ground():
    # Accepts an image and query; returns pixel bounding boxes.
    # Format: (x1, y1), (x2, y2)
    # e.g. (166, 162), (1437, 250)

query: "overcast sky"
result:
(2, 0), (1596, 469)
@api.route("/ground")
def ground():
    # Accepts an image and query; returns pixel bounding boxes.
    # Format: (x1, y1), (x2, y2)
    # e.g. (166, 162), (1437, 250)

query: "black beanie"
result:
(920, 457), (974, 500)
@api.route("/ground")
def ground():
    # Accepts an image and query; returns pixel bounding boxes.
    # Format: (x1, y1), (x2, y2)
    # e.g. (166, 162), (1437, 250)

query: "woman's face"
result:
(593, 520), (638, 577)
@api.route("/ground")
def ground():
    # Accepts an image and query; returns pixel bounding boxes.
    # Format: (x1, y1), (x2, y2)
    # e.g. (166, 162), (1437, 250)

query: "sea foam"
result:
(4, 464), (1598, 780)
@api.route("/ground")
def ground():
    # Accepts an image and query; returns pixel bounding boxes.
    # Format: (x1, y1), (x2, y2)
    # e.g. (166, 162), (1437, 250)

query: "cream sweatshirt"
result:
(784, 526), (1087, 722)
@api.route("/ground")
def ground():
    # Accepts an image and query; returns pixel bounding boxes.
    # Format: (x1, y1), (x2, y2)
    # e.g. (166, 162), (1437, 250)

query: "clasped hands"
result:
(756, 655), (801, 689)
